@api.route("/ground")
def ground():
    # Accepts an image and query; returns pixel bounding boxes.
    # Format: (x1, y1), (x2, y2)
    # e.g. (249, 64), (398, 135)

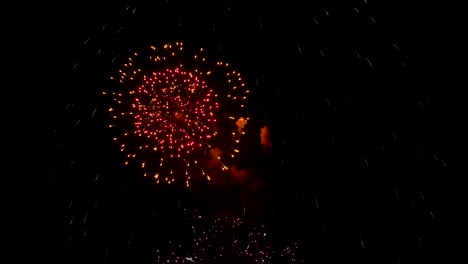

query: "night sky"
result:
(37, 0), (455, 263)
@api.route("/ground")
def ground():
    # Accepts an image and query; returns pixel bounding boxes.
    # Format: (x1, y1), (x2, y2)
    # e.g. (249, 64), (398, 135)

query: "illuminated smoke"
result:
(236, 117), (248, 132)
(260, 126), (272, 148)
(230, 165), (248, 179)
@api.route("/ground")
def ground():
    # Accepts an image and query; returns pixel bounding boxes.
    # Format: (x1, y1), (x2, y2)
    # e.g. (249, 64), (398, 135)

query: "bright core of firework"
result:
(133, 68), (217, 155)
(103, 42), (249, 187)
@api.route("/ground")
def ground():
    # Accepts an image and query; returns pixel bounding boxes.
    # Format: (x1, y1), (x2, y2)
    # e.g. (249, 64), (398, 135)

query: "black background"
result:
(17, 0), (458, 263)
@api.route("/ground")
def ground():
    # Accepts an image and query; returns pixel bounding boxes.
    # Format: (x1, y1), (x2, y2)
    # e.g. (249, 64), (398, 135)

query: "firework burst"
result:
(154, 209), (303, 263)
(102, 42), (249, 187)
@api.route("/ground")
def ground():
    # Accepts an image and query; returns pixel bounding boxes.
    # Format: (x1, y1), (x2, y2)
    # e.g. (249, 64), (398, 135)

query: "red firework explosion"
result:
(103, 42), (249, 187)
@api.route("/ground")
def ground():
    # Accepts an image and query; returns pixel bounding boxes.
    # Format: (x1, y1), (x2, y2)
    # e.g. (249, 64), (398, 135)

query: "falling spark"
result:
(441, 160), (446, 167)
(112, 55), (119, 64)
(92, 107), (98, 117)
(128, 233), (133, 247)
(417, 234), (423, 246)
(83, 37), (91, 45)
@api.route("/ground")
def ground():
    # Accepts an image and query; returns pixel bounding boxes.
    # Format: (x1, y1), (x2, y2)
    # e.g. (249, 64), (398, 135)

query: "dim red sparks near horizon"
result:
(103, 42), (249, 187)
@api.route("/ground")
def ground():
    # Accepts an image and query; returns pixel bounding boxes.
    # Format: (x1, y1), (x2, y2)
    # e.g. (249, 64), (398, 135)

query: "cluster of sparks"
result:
(155, 209), (302, 263)
(103, 42), (249, 187)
